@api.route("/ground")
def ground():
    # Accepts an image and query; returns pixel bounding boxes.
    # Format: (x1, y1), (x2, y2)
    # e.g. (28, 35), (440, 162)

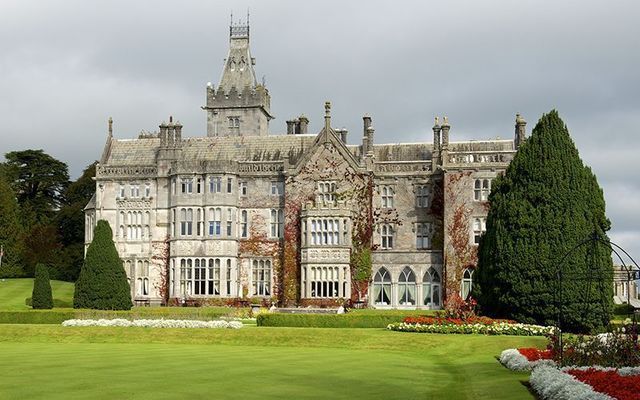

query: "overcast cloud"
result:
(1, 0), (639, 262)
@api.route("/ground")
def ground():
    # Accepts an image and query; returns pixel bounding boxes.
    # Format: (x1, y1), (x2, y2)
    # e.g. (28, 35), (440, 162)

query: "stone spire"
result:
(218, 14), (257, 92)
(203, 14), (272, 137)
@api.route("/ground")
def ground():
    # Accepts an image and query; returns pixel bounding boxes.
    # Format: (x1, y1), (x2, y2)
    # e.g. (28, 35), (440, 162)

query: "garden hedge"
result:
(256, 313), (405, 328)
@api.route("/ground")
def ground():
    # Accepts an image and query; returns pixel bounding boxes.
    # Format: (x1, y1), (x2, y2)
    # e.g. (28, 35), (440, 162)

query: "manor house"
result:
(85, 20), (526, 308)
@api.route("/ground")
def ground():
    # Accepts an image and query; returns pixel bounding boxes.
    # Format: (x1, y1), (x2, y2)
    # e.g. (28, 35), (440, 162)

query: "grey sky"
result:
(1, 0), (639, 262)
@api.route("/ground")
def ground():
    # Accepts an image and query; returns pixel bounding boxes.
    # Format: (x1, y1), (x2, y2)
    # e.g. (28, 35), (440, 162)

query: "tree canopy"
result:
(4, 149), (70, 223)
(475, 110), (613, 333)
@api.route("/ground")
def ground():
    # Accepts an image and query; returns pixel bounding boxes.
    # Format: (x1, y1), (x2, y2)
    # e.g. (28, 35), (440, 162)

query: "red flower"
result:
(567, 368), (640, 400)
(518, 347), (553, 361)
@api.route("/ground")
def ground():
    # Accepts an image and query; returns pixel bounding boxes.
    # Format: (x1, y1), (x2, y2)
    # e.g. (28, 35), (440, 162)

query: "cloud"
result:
(1, 0), (638, 259)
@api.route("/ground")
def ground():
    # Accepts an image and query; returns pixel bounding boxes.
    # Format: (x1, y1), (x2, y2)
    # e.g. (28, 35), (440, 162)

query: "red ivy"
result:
(567, 368), (640, 400)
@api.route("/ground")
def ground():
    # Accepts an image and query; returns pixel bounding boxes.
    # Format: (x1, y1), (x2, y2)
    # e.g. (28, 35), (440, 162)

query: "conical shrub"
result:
(32, 263), (54, 309)
(74, 220), (131, 310)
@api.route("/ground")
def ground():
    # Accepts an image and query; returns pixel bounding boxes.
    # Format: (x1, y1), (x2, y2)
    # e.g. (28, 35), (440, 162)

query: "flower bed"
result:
(530, 365), (640, 400)
(500, 348), (555, 371)
(387, 320), (552, 336)
(62, 318), (243, 329)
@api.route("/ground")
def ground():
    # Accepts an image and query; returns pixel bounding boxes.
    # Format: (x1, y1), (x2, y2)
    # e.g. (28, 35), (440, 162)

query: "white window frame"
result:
(380, 224), (394, 249)
(381, 186), (394, 208)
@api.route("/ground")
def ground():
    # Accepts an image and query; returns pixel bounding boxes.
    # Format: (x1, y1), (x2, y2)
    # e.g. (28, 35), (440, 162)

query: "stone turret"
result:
(203, 15), (273, 137)
(515, 113), (526, 149)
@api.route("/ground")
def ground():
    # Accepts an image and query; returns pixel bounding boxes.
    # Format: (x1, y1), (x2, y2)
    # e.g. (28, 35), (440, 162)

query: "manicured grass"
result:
(0, 324), (545, 399)
(0, 278), (74, 310)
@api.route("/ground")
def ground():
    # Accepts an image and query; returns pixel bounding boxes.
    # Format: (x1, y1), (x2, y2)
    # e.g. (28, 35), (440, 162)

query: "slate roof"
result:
(104, 134), (514, 166)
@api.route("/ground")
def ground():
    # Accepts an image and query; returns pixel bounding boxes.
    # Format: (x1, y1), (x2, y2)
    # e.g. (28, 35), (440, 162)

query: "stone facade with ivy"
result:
(84, 20), (525, 308)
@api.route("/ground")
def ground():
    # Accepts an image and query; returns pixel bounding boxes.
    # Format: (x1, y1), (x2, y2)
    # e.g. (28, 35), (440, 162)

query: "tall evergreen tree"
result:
(475, 110), (613, 333)
(32, 263), (54, 309)
(0, 171), (24, 278)
(74, 220), (132, 310)
(55, 162), (97, 281)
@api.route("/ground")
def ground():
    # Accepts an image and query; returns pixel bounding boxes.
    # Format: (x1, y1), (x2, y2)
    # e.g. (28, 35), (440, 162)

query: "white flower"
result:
(62, 318), (243, 329)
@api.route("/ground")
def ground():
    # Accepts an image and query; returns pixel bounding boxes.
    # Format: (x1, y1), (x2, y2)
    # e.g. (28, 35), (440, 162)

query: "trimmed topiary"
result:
(32, 263), (54, 309)
(74, 220), (132, 310)
(475, 110), (613, 333)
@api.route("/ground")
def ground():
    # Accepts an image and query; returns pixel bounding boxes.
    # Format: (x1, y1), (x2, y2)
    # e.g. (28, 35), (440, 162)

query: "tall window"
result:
(381, 186), (394, 208)
(472, 217), (486, 245)
(474, 179), (491, 201)
(226, 208), (233, 237)
(119, 184), (125, 198)
(317, 181), (336, 205)
(373, 268), (391, 306)
(181, 178), (193, 194)
(381, 224), (394, 249)
(239, 181), (248, 196)
(227, 178), (233, 193)
(270, 209), (284, 238)
(209, 208), (222, 236)
(270, 181), (284, 196)
(226, 259), (232, 296)
(310, 266), (339, 298)
(423, 267), (441, 308)
(398, 267), (416, 306)
(196, 177), (203, 194)
(209, 177), (222, 193)
(180, 208), (193, 236)
(240, 210), (248, 238)
(461, 268), (474, 299)
(130, 184), (140, 198)
(310, 218), (340, 245)
(208, 259), (221, 295)
(416, 223), (432, 249)
(194, 259), (207, 295)
(252, 260), (271, 296)
(196, 209), (203, 236)
(144, 183), (151, 198)
(416, 185), (430, 208)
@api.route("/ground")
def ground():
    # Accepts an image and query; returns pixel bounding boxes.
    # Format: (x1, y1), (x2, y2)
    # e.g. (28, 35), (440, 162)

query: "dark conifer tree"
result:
(74, 220), (131, 310)
(32, 263), (54, 309)
(0, 171), (24, 277)
(475, 110), (613, 333)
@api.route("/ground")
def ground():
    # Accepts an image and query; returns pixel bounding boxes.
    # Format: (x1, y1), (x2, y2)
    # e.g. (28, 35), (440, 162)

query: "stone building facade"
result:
(84, 20), (525, 308)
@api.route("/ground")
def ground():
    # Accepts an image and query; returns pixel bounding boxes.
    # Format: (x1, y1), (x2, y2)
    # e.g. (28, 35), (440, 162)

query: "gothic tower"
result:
(203, 15), (273, 137)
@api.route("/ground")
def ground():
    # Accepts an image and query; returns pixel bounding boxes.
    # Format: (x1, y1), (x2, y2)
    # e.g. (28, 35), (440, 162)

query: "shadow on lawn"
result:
(520, 381), (540, 400)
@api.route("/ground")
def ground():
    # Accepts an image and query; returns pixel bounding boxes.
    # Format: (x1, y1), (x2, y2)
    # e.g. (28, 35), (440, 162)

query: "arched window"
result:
(423, 267), (441, 308)
(398, 267), (416, 306)
(373, 268), (391, 306)
(240, 210), (248, 238)
(461, 268), (474, 299)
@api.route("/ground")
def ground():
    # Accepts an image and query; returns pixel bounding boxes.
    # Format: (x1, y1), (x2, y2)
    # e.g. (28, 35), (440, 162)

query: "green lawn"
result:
(0, 278), (74, 310)
(0, 324), (545, 399)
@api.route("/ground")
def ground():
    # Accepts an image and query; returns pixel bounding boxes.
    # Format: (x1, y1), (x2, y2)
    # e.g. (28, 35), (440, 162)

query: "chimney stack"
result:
(335, 128), (348, 143)
(432, 117), (441, 170)
(286, 120), (295, 135)
(298, 115), (309, 135)
(515, 113), (526, 149)
(362, 115), (373, 155)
